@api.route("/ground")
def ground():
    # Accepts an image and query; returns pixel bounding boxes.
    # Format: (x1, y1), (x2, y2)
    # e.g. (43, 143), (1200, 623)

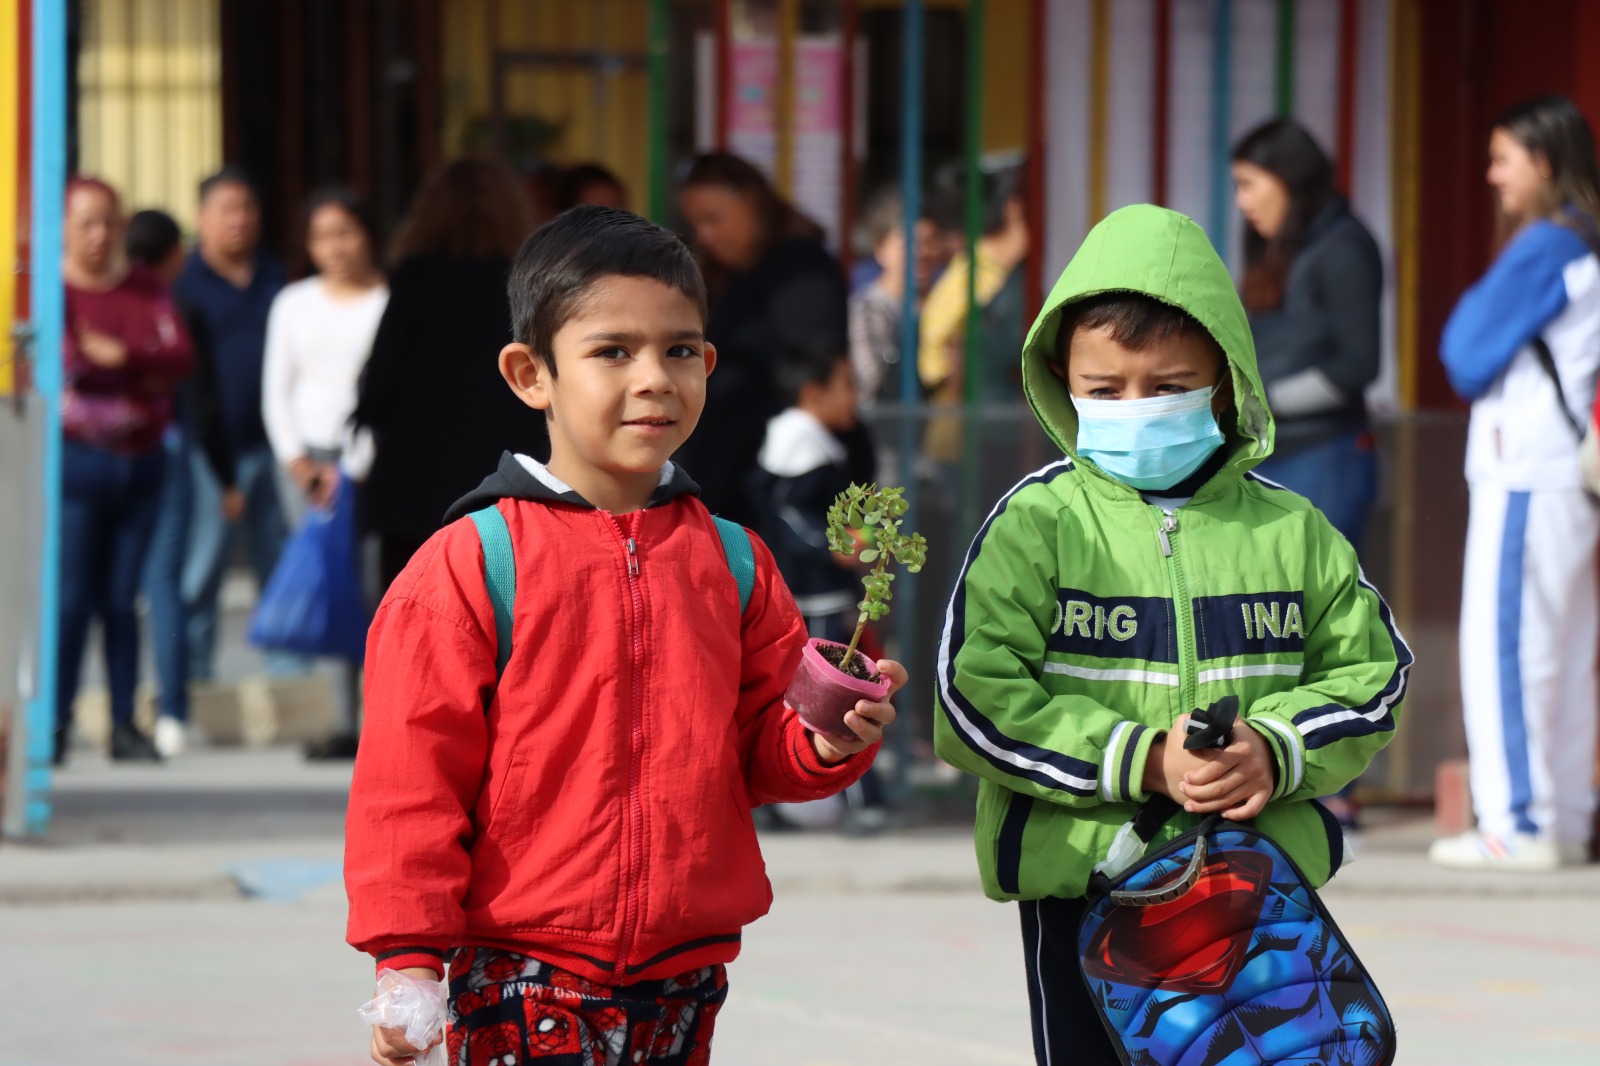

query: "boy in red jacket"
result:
(346, 206), (904, 1066)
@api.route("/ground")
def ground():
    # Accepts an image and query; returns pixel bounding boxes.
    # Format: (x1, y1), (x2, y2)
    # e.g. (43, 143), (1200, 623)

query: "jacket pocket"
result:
(996, 791), (1034, 895)
(466, 752), (528, 870)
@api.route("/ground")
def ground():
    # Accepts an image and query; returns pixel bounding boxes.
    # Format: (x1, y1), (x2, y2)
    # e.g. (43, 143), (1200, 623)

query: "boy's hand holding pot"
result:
(811, 658), (906, 763)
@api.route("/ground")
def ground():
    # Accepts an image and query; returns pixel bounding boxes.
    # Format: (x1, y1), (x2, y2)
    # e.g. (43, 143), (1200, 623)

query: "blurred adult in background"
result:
(1433, 95), (1600, 871)
(848, 186), (941, 405)
(175, 168), (292, 681)
(58, 178), (194, 764)
(560, 162), (628, 211)
(127, 209), (238, 758)
(678, 152), (869, 527)
(1233, 120), (1383, 832)
(918, 158), (1030, 472)
(353, 156), (547, 590)
(263, 188), (388, 760)
(522, 162), (568, 228)
(1232, 118), (1383, 549)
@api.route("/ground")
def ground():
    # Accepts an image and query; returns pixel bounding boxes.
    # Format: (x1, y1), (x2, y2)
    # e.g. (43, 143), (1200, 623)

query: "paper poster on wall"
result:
(705, 35), (846, 251)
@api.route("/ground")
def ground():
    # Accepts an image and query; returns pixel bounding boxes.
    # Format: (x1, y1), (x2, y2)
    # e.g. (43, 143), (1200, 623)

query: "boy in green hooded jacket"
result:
(933, 205), (1410, 1065)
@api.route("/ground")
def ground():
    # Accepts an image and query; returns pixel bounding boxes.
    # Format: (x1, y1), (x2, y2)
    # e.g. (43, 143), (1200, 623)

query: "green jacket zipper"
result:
(1155, 507), (1198, 715)
(1155, 505), (1201, 840)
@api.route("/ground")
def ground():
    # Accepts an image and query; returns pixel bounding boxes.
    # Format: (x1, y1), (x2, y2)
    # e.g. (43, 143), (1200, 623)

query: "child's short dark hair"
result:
(775, 344), (848, 409)
(1055, 291), (1225, 366)
(125, 209), (183, 266)
(507, 205), (707, 376)
(860, 185), (922, 248)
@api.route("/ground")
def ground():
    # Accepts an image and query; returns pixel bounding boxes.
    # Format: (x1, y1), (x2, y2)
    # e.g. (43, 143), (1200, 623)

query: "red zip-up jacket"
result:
(345, 455), (877, 984)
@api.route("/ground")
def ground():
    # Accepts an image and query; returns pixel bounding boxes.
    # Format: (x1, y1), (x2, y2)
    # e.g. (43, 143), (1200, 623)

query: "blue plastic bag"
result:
(248, 475), (368, 662)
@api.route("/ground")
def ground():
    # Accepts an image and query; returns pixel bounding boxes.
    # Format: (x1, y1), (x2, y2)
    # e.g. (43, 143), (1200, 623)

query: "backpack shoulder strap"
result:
(712, 516), (756, 615)
(468, 505), (516, 679)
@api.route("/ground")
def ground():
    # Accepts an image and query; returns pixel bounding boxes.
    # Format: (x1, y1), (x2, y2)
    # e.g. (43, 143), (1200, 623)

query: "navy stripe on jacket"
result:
(938, 459), (1100, 798)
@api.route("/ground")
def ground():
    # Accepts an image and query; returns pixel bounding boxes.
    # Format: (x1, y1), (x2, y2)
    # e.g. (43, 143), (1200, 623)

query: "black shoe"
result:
(304, 732), (360, 761)
(52, 727), (68, 767)
(109, 724), (162, 762)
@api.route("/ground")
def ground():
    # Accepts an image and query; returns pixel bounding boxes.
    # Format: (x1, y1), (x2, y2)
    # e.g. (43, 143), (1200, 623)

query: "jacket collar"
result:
(443, 451), (700, 522)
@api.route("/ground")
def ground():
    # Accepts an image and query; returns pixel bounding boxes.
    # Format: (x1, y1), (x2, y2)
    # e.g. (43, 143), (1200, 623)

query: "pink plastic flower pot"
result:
(785, 638), (891, 738)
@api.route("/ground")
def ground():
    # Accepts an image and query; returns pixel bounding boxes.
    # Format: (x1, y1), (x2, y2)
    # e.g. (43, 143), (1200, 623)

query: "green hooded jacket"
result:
(933, 205), (1411, 901)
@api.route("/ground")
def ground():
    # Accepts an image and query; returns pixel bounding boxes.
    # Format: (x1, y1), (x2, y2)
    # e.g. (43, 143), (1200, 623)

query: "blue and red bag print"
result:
(1078, 816), (1396, 1066)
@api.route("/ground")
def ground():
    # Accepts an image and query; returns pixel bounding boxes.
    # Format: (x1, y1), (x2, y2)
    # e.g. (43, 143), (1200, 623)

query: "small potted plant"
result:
(785, 483), (927, 737)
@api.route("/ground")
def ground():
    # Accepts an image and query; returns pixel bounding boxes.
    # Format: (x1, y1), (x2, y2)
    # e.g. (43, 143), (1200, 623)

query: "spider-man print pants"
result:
(446, 947), (728, 1066)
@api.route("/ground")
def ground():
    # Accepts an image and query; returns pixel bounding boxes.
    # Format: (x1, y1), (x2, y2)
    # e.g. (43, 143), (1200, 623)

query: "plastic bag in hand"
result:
(358, 969), (448, 1066)
(248, 473), (368, 661)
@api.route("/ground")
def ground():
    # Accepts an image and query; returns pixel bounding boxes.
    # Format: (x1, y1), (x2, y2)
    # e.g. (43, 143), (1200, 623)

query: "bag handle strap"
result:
(1089, 697), (1240, 900)
(1109, 830), (1214, 907)
(468, 505), (516, 679)
(1530, 336), (1586, 440)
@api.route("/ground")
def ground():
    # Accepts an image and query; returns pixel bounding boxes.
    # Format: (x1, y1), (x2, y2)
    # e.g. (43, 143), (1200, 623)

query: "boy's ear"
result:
(500, 342), (552, 412)
(703, 341), (718, 378)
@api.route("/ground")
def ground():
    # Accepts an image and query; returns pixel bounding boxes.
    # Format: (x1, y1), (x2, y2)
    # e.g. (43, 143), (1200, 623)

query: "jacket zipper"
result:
(605, 511), (647, 982)
(1156, 508), (1198, 732)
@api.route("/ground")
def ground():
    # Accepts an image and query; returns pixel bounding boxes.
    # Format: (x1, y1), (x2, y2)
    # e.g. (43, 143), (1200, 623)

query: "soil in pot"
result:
(818, 643), (881, 683)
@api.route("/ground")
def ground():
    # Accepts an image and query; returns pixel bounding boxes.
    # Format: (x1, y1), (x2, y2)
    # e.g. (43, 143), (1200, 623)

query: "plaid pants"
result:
(446, 947), (728, 1066)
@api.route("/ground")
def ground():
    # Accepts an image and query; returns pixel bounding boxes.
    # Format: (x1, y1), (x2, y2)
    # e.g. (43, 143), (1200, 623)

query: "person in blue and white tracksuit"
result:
(1435, 95), (1600, 871)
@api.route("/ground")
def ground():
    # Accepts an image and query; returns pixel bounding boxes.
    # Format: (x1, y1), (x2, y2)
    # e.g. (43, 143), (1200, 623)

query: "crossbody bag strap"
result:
(1530, 335), (1586, 439)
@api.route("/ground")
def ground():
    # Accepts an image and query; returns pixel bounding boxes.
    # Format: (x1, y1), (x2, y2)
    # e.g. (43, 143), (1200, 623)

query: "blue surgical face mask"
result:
(1071, 386), (1224, 491)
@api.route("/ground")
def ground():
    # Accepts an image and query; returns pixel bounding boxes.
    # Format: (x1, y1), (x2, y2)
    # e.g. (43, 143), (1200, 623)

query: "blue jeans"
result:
(1253, 431), (1379, 551)
(142, 431), (193, 720)
(58, 439), (166, 732)
(183, 442), (291, 679)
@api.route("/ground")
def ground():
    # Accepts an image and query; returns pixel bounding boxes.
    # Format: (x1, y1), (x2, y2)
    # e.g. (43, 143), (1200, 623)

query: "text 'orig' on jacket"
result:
(934, 205), (1412, 902)
(345, 455), (875, 984)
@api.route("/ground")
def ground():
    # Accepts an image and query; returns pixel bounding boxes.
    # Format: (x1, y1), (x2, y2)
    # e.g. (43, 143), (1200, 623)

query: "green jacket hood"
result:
(1021, 205), (1274, 478)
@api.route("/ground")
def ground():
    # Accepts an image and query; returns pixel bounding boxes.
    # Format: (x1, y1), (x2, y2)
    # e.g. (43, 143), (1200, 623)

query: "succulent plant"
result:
(825, 483), (928, 666)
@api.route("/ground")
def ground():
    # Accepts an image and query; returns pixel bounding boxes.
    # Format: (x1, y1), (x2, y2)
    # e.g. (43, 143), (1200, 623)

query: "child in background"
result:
(935, 204), (1409, 1065)
(848, 188), (940, 404)
(751, 346), (862, 643)
(345, 206), (904, 1066)
(751, 346), (891, 834)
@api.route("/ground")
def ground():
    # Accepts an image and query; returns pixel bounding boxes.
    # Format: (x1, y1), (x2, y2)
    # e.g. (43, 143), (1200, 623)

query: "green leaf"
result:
(858, 548), (879, 564)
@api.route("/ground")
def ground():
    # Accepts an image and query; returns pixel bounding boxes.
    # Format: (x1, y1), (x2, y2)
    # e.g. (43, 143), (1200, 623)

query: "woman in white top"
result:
(264, 189), (388, 505)
(262, 188), (387, 759)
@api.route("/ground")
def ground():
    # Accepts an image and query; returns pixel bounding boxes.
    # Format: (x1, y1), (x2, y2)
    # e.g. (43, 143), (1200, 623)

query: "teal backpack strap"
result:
(468, 505), (516, 679)
(712, 516), (756, 615)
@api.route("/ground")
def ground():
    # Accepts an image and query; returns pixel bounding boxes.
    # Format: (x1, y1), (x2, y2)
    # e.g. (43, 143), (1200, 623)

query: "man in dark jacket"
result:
(174, 168), (292, 679)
